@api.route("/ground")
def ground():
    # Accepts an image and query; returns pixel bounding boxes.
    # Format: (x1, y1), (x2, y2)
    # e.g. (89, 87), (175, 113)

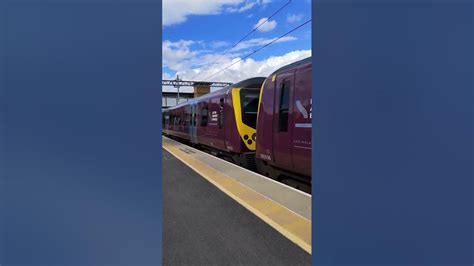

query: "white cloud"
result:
(205, 49), (312, 82)
(162, 48), (311, 93)
(226, 1), (256, 13)
(163, 0), (271, 26)
(162, 36), (297, 75)
(254, 17), (277, 32)
(162, 40), (198, 72)
(287, 13), (304, 23)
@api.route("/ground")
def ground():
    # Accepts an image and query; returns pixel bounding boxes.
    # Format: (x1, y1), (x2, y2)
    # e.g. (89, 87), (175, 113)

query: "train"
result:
(162, 57), (312, 192)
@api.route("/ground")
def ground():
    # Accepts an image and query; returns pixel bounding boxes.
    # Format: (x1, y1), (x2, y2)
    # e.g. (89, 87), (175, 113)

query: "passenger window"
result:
(201, 106), (208, 126)
(278, 80), (290, 132)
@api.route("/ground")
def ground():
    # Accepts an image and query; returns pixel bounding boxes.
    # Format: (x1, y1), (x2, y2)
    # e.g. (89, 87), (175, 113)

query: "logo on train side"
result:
(211, 111), (218, 122)
(296, 99), (312, 119)
(295, 99), (312, 128)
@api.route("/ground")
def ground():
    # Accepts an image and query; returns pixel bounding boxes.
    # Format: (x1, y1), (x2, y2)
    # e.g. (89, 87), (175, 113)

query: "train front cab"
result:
(195, 78), (264, 169)
(230, 85), (261, 151)
(256, 58), (312, 186)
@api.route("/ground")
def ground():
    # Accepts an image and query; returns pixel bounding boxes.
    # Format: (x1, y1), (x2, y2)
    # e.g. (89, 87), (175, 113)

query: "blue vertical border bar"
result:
(1, 0), (162, 264)
(312, 1), (473, 265)
(0, 0), (6, 262)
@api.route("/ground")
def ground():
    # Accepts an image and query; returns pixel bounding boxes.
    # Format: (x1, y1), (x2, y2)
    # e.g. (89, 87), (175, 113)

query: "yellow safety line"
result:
(163, 138), (312, 254)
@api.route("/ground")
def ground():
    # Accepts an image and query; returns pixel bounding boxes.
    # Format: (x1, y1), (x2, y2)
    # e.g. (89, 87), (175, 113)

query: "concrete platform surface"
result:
(162, 136), (311, 254)
(162, 136), (311, 219)
(163, 149), (311, 265)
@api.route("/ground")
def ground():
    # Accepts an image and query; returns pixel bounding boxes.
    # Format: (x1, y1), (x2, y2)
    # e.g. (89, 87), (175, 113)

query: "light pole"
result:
(174, 75), (181, 105)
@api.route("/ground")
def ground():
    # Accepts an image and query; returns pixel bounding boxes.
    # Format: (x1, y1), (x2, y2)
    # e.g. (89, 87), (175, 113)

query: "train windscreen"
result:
(240, 88), (260, 129)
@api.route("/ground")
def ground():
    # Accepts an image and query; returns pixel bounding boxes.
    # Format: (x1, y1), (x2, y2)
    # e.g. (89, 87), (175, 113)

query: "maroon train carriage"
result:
(255, 57), (312, 191)
(163, 57), (313, 192)
(163, 77), (266, 169)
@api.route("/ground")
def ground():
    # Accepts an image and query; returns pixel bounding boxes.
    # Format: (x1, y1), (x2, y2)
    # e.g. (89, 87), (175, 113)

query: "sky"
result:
(162, 0), (312, 92)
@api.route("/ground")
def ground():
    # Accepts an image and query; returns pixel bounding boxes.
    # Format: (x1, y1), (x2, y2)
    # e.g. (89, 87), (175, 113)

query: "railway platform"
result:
(162, 136), (311, 265)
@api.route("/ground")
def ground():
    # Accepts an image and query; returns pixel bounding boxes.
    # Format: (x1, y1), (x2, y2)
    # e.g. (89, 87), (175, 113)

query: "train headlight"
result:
(252, 133), (256, 141)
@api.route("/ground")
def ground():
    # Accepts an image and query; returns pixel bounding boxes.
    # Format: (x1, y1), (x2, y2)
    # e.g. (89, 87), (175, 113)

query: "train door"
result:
(183, 106), (190, 140)
(291, 64), (312, 177)
(219, 96), (226, 148)
(189, 102), (198, 144)
(224, 89), (238, 153)
(272, 70), (295, 171)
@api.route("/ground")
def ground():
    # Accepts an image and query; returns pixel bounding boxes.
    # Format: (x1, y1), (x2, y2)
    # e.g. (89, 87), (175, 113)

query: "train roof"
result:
(198, 77), (265, 99)
(230, 77), (266, 89)
(270, 56), (311, 76)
